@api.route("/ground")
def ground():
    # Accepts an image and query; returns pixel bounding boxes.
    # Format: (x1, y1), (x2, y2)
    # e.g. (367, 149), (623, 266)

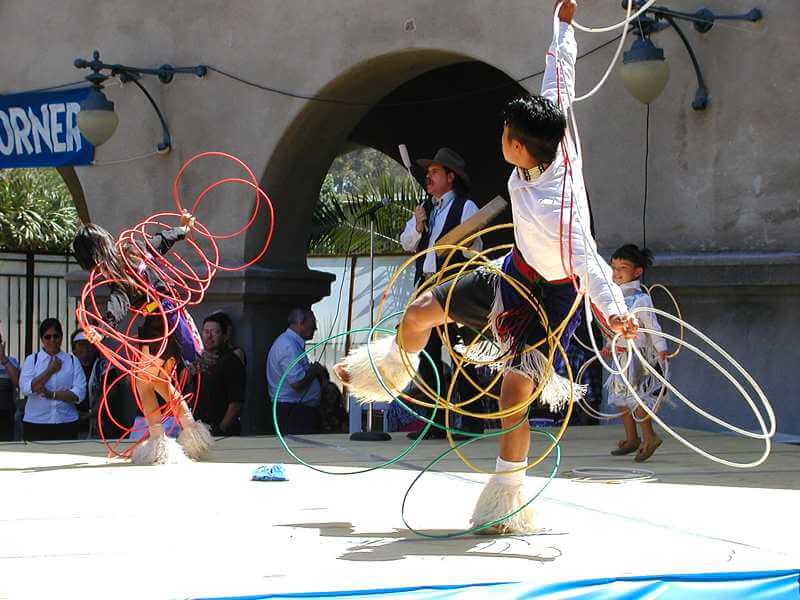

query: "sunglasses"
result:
(42, 334), (62, 341)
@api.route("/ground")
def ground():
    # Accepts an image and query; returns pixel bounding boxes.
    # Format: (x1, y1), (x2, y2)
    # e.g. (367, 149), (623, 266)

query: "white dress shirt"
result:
(19, 351), (86, 424)
(266, 328), (320, 406)
(508, 20), (626, 319)
(399, 190), (483, 275)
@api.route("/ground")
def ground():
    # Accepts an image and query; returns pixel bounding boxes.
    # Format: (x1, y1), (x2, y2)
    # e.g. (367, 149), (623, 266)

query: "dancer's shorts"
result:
(430, 250), (581, 372)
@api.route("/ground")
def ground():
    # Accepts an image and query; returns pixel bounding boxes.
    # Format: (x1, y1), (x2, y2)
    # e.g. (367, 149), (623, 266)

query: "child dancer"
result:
(606, 244), (668, 462)
(73, 211), (213, 464)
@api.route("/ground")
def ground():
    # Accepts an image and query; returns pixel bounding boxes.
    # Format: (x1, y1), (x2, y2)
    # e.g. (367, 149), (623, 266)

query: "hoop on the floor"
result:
(567, 466), (656, 484)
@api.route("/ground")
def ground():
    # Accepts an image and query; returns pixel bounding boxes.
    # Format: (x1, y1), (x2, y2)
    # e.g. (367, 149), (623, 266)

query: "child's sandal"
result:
(611, 438), (641, 456)
(634, 436), (662, 462)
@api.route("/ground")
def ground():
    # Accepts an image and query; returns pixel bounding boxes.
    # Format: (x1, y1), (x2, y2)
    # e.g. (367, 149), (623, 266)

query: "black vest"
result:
(414, 195), (468, 285)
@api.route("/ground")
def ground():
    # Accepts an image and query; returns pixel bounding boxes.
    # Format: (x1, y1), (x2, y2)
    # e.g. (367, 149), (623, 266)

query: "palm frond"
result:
(309, 170), (424, 256)
(0, 168), (77, 252)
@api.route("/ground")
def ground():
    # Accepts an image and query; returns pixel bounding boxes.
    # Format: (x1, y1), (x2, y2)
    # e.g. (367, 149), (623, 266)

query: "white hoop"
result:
(572, 0), (658, 33)
(568, 466), (656, 483)
(612, 307), (775, 468)
(574, 0), (634, 103)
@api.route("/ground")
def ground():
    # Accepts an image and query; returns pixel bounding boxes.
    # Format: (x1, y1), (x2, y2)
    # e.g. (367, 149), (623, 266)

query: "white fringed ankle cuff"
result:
(493, 456), (527, 486)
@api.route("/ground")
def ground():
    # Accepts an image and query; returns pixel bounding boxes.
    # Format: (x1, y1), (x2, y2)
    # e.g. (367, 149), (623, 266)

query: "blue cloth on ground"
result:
(252, 464), (287, 482)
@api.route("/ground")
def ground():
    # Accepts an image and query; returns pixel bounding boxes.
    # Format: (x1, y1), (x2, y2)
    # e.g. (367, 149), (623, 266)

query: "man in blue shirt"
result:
(267, 308), (326, 434)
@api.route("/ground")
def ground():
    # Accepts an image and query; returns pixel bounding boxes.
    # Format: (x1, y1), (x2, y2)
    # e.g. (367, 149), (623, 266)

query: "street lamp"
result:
(619, 3), (762, 109)
(620, 37), (669, 105)
(74, 50), (206, 151)
(76, 84), (119, 146)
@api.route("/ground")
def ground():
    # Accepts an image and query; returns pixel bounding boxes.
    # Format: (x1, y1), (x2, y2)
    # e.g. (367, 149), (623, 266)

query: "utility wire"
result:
(205, 34), (623, 108)
(0, 80), (86, 96)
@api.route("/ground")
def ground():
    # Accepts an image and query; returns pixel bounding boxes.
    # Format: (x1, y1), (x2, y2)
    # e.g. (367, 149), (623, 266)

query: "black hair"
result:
(203, 312), (232, 332)
(39, 318), (63, 340)
(612, 244), (654, 270)
(502, 95), (566, 164)
(73, 223), (136, 291)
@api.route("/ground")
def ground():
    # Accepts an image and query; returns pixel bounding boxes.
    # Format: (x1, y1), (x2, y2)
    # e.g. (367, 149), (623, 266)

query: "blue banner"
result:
(0, 86), (94, 168)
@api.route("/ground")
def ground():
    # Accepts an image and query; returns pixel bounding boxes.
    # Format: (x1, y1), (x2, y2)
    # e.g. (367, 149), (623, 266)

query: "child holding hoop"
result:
(605, 244), (668, 462)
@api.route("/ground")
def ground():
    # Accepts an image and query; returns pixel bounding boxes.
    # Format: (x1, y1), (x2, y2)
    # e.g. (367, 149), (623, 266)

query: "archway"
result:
(247, 49), (528, 269)
(242, 49), (529, 433)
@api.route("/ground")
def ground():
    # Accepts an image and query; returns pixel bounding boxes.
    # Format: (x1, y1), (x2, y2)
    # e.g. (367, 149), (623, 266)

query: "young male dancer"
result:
(336, 0), (638, 534)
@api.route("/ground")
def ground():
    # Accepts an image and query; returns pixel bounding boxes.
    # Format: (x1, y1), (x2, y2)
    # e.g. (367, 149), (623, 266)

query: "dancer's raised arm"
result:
(541, 1), (577, 111)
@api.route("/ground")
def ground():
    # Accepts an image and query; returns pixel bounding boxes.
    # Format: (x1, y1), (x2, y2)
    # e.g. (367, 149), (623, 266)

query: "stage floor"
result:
(1, 426), (798, 599)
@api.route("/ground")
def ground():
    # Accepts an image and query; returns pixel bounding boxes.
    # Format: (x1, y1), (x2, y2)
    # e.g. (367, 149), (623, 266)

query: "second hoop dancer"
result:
(335, 0), (638, 534)
(74, 213), (213, 464)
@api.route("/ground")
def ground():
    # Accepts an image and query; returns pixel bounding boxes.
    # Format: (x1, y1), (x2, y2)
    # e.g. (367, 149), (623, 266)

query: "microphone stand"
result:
(350, 205), (391, 442)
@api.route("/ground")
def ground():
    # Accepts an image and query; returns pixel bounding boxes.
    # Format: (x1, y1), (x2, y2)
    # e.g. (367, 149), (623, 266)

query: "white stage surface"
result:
(0, 426), (798, 599)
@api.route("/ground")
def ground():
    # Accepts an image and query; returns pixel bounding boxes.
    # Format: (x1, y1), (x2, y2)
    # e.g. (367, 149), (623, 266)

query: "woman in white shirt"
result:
(19, 318), (87, 441)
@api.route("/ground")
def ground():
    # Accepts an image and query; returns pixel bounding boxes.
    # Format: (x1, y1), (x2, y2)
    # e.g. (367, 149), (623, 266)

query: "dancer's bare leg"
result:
(334, 291), (448, 383)
(132, 347), (171, 464)
(140, 349), (214, 460)
(136, 347), (165, 430)
(149, 356), (195, 429)
(471, 370), (537, 535)
(498, 371), (534, 462)
(396, 292), (448, 353)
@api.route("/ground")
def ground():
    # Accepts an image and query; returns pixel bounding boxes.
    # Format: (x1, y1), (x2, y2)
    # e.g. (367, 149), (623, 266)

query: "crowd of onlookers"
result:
(0, 304), (602, 443)
(0, 307), (347, 442)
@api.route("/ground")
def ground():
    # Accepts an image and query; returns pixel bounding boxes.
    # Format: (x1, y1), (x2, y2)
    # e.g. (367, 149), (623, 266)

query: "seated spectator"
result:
(68, 329), (127, 439)
(71, 329), (103, 437)
(0, 330), (21, 441)
(266, 308), (325, 435)
(19, 318), (87, 441)
(206, 310), (247, 366)
(192, 313), (246, 436)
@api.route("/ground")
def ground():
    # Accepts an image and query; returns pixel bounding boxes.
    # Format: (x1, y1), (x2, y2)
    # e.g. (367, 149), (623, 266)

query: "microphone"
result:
(359, 197), (391, 219)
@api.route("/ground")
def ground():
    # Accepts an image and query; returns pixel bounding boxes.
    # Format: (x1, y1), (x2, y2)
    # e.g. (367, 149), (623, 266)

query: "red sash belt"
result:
(511, 248), (573, 285)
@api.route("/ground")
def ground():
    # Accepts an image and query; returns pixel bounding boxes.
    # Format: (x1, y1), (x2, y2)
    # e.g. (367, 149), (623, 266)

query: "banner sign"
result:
(0, 86), (94, 168)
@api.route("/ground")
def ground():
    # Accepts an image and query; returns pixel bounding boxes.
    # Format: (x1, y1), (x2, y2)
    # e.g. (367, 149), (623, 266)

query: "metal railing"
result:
(0, 252), (79, 363)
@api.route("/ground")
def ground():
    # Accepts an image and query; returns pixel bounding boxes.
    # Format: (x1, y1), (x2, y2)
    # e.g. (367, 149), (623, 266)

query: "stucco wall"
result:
(4, 0), (797, 434)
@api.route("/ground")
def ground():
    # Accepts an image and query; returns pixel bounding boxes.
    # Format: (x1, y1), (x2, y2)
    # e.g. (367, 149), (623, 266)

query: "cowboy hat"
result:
(417, 147), (471, 188)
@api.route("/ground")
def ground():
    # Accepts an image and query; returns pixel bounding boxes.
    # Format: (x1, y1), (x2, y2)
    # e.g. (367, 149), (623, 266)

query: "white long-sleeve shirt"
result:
(399, 190), (483, 274)
(509, 20), (626, 320)
(19, 350), (86, 424)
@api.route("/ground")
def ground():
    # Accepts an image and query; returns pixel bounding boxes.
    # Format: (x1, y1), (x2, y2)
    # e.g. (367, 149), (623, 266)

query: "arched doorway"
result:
(246, 50), (528, 268)
(244, 50), (529, 433)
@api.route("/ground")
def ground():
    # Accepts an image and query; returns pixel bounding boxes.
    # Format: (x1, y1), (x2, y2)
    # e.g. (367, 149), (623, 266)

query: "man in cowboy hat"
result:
(399, 147), (482, 284)
(399, 147), (484, 440)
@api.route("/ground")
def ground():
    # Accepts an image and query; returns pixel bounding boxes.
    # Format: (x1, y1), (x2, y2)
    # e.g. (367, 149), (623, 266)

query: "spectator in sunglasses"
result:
(18, 318), (86, 441)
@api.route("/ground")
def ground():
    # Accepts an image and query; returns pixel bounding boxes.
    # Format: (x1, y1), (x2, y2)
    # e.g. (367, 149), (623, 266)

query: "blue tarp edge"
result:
(194, 569), (800, 600)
